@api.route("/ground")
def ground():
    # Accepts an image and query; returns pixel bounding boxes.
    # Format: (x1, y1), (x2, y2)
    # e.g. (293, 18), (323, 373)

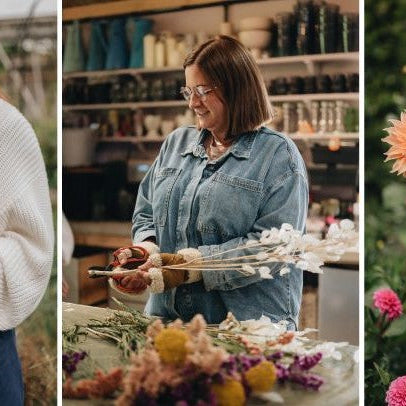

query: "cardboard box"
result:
(64, 250), (109, 305)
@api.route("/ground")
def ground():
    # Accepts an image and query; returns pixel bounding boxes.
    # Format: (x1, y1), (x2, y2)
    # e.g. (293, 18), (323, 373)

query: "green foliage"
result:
(366, 0), (406, 402)
(32, 119), (57, 189)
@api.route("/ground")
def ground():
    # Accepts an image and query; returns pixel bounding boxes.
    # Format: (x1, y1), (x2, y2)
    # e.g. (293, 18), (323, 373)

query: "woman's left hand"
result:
(119, 269), (152, 293)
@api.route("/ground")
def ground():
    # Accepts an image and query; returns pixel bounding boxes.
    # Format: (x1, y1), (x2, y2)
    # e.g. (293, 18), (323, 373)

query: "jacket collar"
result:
(181, 128), (257, 159)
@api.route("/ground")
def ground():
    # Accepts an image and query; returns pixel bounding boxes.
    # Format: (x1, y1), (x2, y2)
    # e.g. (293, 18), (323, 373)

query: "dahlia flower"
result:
(383, 111), (406, 177)
(386, 376), (406, 406)
(373, 288), (403, 320)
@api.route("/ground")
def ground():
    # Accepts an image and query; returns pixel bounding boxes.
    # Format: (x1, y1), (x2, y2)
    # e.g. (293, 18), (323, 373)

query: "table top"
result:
(63, 302), (359, 405)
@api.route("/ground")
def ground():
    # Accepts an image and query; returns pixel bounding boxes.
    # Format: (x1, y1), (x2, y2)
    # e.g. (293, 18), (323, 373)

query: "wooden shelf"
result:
(99, 135), (164, 143)
(63, 100), (188, 111)
(63, 66), (183, 80)
(258, 52), (359, 66)
(289, 132), (358, 141)
(95, 132), (358, 144)
(270, 93), (358, 102)
(63, 0), (268, 21)
(63, 93), (357, 111)
(63, 52), (359, 80)
(74, 232), (131, 249)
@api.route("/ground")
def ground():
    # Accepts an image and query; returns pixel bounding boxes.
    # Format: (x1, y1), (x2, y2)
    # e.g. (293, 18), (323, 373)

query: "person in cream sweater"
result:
(0, 97), (54, 404)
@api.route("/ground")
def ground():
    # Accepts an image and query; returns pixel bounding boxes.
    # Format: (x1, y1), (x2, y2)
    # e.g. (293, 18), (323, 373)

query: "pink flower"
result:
(383, 111), (406, 177)
(373, 288), (403, 320)
(386, 376), (406, 406)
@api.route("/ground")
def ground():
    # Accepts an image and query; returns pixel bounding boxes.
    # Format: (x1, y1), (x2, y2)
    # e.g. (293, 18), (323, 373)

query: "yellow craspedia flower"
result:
(154, 328), (189, 365)
(211, 378), (245, 406)
(245, 360), (277, 392)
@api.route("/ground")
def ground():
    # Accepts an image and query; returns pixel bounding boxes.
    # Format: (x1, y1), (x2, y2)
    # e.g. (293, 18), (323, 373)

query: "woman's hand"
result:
(119, 269), (152, 294)
(118, 259), (154, 293)
(62, 277), (70, 299)
(116, 248), (133, 265)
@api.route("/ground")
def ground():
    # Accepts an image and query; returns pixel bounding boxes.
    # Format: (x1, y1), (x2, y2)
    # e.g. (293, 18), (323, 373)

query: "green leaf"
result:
(365, 339), (377, 360)
(373, 362), (392, 386)
(367, 306), (378, 324)
(382, 183), (406, 219)
(384, 314), (406, 337)
(397, 230), (406, 247)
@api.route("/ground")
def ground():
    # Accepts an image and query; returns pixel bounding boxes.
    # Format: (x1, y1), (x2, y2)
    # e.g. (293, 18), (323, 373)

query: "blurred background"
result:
(365, 0), (406, 404)
(0, 0), (56, 403)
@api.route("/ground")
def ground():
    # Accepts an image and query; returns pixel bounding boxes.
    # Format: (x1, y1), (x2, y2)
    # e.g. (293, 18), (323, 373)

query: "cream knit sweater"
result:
(0, 99), (54, 330)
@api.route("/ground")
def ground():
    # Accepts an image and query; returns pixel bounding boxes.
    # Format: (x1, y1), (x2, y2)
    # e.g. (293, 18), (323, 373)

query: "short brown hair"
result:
(183, 35), (272, 139)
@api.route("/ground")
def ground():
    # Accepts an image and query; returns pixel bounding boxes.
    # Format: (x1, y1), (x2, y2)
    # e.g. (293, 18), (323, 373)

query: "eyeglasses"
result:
(180, 85), (217, 101)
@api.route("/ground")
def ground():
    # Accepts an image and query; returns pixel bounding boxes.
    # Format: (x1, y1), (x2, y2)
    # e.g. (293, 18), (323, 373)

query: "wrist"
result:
(135, 241), (160, 256)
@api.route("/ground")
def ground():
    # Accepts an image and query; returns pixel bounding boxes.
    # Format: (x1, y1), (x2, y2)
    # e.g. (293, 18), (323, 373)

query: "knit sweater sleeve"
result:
(0, 100), (54, 330)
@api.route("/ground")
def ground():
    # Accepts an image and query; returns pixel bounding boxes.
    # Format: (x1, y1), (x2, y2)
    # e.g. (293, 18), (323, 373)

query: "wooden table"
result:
(63, 303), (358, 405)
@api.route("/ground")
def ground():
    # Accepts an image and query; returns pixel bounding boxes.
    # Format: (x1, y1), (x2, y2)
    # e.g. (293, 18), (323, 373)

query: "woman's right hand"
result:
(118, 269), (152, 294)
(116, 248), (134, 265)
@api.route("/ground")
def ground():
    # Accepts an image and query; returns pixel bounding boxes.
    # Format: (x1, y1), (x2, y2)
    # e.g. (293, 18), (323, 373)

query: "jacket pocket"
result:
(153, 167), (181, 227)
(198, 172), (263, 243)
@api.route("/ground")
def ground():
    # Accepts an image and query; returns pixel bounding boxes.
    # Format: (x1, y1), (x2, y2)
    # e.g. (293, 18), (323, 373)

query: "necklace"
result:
(206, 134), (230, 161)
(211, 134), (228, 147)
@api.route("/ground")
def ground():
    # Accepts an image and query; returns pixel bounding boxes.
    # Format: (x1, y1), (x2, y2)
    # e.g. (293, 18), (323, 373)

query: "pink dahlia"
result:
(383, 111), (406, 177)
(386, 376), (406, 406)
(373, 288), (403, 320)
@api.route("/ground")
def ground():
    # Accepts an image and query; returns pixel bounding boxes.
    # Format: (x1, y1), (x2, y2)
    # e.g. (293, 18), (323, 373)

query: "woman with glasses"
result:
(0, 93), (54, 404)
(113, 35), (308, 329)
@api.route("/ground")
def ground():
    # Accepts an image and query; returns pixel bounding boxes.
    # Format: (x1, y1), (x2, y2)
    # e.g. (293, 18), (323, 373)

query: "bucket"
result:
(62, 128), (95, 167)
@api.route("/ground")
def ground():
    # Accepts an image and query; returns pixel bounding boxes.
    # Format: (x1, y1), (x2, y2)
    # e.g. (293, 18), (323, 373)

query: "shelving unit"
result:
(63, 0), (270, 21)
(63, 100), (188, 111)
(270, 93), (358, 103)
(62, 3), (359, 181)
(62, 52), (359, 80)
(95, 132), (358, 145)
(63, 93), (358, 111)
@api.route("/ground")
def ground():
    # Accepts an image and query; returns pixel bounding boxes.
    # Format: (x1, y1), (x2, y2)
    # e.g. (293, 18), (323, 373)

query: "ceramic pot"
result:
(106, 17), (129, 69)
(62, 128), (95, 167)
(143, 34), (156, 68)
(161, 120), (175, 136)
(129, 18), (153, 68)
(63, 20), (85, 72)
(144, 114), (162, 137)
(87, 20), (107, 71)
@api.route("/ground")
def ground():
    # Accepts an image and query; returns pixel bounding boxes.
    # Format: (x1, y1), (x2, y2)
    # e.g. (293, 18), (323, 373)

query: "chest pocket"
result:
(153, 167), (182, 227)
(198, 171), (263, 242)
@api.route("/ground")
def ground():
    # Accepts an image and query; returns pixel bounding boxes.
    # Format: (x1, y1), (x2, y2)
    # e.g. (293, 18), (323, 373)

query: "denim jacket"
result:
(132, 126), (308, 328)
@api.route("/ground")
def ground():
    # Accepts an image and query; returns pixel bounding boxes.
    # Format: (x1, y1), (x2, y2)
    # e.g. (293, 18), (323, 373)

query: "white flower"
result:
(241, 265), (256, 275)
(255, 391), (284, 403)
(256, 252), (269, 261)
(245, 239), (258, 247)
(314, 341), (348, 360)
(296, 260), (308, 271)
(340, 219), (355, 231)
(279, 267), (290, 276)
(260, 228), (281, 244)
(302, 234), (320, 246)
(299, 252), (324, 273)
(261, 229), (271, 239)
(327, 223), (340, 238)
(240, 316), (288, 339)
(258, 266), (273, 279)
(281, 223), (294, 231)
